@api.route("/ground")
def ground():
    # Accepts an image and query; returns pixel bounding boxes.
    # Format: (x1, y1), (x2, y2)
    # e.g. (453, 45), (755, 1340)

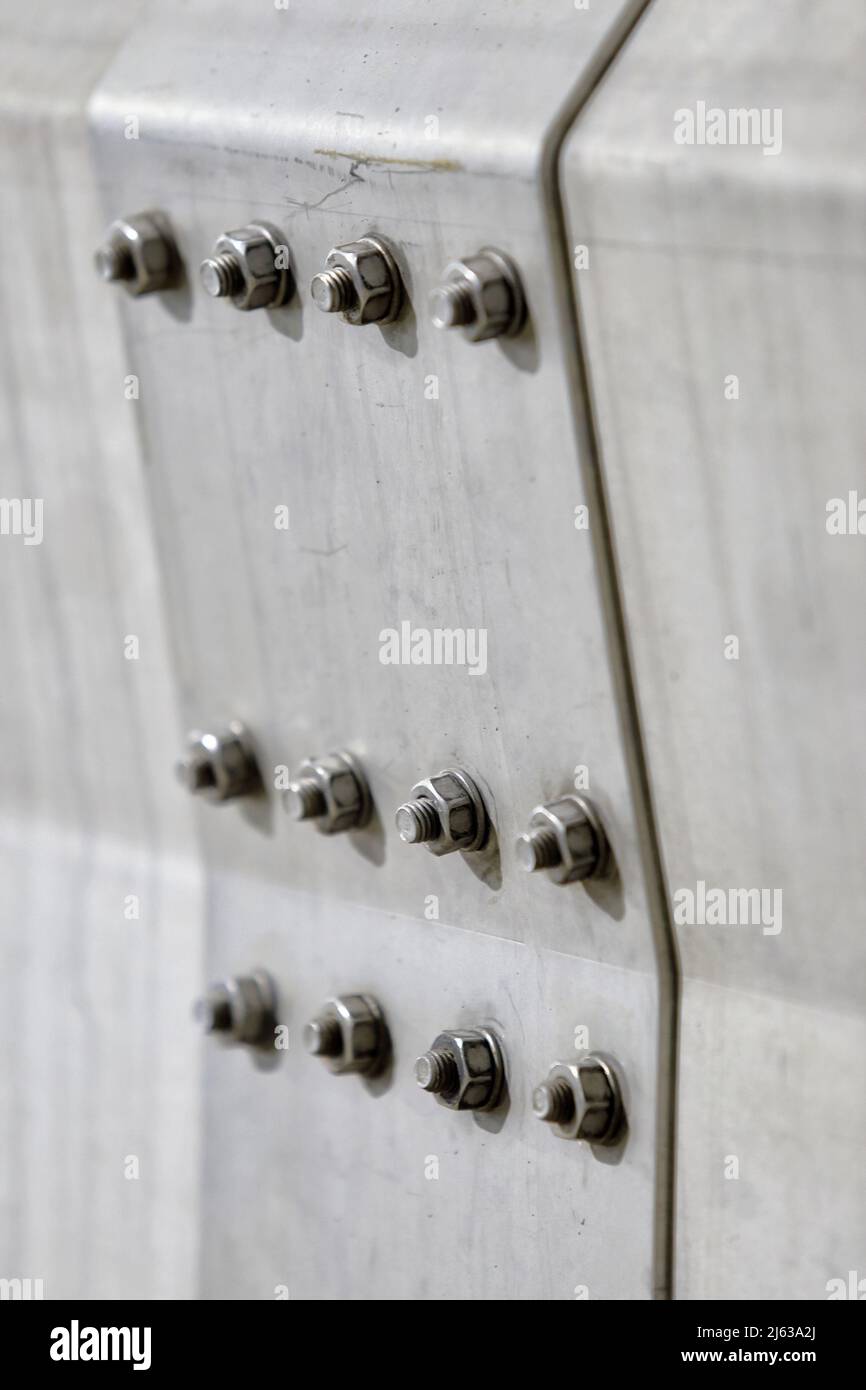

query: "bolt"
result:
(532, 1057), (625, 1144)
(284, 751), (371, 834)
(395, 798), (441, 845)
(515, 825), (561, 872)
(303, 995), (388, 1076)
(303, 1015), (343, 1058)
(94, 211), (179, 297)
(532, 1078), (575, 1125)
(429, 247), (525, 342)
(311, 236), (403, 326)
(176, 721), (261, 804)
(394, 768), (488, 856)
(414, 1048), (459, 1094)
(415, 1028), (504, 1111)
(199, 223), (291, 311)
(516, 794), (609, 884)
(310, 266), (356, 314)
(193, 971), (276, 1048)
(200, 252), (245, 299)
(285, 777), (327, 822)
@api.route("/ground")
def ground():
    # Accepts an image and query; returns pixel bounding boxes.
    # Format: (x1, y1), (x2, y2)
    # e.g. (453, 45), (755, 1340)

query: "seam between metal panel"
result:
(539, 0), (681, 1300)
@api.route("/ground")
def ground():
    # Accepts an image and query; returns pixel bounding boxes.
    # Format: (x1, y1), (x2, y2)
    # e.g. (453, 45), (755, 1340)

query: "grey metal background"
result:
(2, 0), (862, 1302)
(0, 0), (203, 1299)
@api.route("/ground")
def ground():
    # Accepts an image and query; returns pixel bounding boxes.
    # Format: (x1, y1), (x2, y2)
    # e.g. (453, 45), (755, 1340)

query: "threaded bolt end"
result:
(395, 798), (441, 845)
(430, 281), (476, 330)
(303, 1015), (343, 1058)
(95, 243), (134, 283)
(414, 1048), (458, 1094)
(532, 1078), (575, 1125)
(311, 266), (356, 314)
(195, 988), (233, 1034)
(176, 756), (216, 794)
(200, 252), (244, 299)
(516, 826), (562, 873)
(285, 777), (327, 822)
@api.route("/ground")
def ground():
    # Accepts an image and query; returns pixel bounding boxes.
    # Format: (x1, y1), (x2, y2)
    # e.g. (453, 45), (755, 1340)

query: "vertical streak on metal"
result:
(539, 0), (680, 1299)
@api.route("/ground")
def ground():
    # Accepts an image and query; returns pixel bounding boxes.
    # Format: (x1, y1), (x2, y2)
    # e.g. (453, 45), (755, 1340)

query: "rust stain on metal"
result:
(314, 148), (462, 172)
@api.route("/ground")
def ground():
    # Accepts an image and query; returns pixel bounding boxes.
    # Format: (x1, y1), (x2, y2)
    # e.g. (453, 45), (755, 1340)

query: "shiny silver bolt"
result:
(414, 1028), (504, 1111)
(430, 247), (525, 342)
(193, 971), (276, 1047)
(199, 222), (291, 311)
(94, 210), (180, 297)
(395, 768), (488, 856)
(175, 721), (261, 804)
(283, 750), (371, 834)
(311, 236), (403, 326)
(303, 995), (388, 1076)
(532, 1057), (625, 1145)
(516, 794), (609, 884)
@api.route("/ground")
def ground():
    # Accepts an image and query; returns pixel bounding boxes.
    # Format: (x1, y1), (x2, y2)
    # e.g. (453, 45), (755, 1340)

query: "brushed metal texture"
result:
(89, 0), (670, 1298)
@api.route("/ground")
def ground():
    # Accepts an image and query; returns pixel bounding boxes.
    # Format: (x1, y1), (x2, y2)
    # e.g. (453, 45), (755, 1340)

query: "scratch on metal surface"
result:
(314, 148), (462, 173)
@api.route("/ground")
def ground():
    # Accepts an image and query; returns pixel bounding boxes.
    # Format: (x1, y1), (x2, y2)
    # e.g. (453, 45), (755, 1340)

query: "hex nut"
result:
(519, 794), (609, 884)
(175, 720), (262, 803)
(284, 750), (371, 834)
(304, 995), (387, 1077)
(200, 222), (292, 310)
(533, 1056), (624, 1145)
(431, 247), (525, 342)
(195, 970), (277, 1047)
(399, 768), (488, 856)
(416, 1028), (504, 1111)
(314, 236), (403, 325)
(94, 210), (179, 296)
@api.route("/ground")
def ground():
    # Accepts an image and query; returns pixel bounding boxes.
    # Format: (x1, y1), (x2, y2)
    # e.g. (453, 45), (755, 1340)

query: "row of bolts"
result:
(98, 211), (622, 1146)
(95, 210), (526, 340)
(197, 978), (625, 1147)
(175, 722), (611, 884)
(183, 723), (624, 1147)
